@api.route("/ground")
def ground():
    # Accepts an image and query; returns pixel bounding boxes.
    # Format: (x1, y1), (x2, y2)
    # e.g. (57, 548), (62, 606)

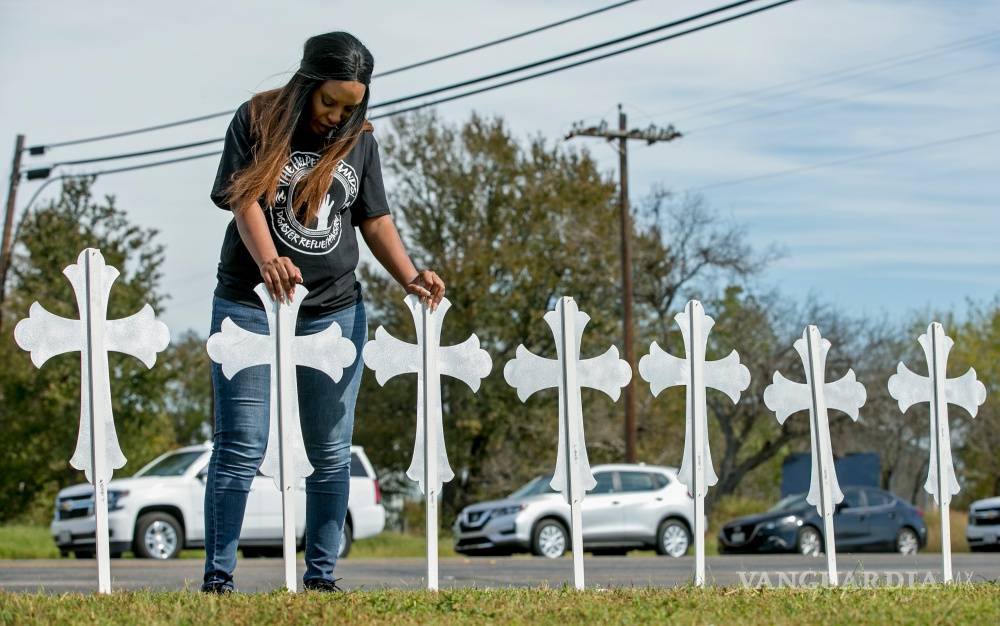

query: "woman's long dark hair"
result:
(224, 32), (374, 227)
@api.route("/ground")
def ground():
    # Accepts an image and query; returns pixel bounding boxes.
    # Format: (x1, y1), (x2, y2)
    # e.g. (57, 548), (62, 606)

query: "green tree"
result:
(0, 178), (175, 522)
(947, 300), (1000, 502)
(356, 112), (779, 521)
(161, 330), (213, 445)
(357, 112), (625, 518)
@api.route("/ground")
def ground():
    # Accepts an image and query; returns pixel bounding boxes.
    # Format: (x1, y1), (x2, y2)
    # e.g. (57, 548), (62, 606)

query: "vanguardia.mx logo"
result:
(738, 570), (977, 588)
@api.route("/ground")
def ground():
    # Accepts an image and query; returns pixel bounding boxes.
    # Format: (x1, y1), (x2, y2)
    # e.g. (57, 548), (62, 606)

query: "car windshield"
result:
(769, 494), (807, 512)
(136, 451), (204, 477)
(508, 475), (556, 498)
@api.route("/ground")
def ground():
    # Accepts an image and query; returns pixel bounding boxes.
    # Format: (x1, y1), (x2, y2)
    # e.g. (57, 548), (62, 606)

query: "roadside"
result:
(0, 526), (460, 560)
(1, 512), (971, 561)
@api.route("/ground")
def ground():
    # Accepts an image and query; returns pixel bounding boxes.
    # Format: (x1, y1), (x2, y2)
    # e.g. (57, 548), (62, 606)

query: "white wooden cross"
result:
(887, 322), (987, 582)
(206, 283), (357, 593)
(503, 296), (631, 590)
(362, 294), (491, 591)
(763, 326), (866, 587)
(637, 300), (750, 587)
(13, 248), (169, 594)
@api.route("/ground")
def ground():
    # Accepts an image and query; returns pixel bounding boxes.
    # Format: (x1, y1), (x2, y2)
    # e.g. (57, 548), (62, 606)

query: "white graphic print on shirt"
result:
(268, 151), (359, 256)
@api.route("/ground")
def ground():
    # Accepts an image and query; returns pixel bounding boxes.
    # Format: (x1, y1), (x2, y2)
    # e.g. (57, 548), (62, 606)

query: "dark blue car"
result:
(719, 486), (927, 556)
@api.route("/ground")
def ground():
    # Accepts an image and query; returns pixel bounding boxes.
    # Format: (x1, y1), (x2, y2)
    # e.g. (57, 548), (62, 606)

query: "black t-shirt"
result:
(210, 101), (390, 313)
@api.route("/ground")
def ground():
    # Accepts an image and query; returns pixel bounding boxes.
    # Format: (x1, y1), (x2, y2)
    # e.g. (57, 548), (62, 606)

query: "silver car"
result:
(453, 464), (694, 558)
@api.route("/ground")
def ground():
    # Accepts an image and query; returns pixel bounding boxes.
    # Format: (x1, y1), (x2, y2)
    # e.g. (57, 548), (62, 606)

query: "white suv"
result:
(967, 496), (1000, 552)
(51, 443), (385, 559)
(454, 464), (694, 558)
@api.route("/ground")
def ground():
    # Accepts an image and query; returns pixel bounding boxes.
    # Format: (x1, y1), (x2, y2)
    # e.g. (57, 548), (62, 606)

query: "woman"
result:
(204, 31), (443, 593)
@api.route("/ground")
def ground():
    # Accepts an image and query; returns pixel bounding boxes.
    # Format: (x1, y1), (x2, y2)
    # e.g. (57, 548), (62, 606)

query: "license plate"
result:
(58, 530), (72, 544)
(731, 531), (745, 543)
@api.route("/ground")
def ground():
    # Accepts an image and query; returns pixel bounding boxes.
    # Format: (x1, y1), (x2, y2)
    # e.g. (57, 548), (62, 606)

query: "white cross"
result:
(763, 325), (866, 587)
(13, 248), (170, 594)
(887, 322), (986, 582)
(362, 294), (491, 591)
(503, 296), (631, 590)
(637, 299), (750, 587)
(206, 283), (357, 593)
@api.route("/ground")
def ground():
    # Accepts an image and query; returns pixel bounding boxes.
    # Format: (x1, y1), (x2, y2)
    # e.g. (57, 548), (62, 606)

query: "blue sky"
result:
(1, 0), (997, 334)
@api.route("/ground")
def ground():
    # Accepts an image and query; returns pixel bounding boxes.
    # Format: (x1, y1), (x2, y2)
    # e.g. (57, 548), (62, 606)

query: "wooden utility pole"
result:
(0, 134), (26, 324)
(565, 105), (681, 463)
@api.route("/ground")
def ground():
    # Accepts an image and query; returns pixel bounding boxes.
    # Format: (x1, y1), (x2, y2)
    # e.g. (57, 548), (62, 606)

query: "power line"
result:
(20, 150), (223, 216)
(30, 110), (233, 153)
(690, 127), (1000, 192)
(374, 0), (642, 78)
(373, 0), (765, 109)
(25, 138), (225, 179)
(25, 0), (646, 153)
(25, 0), (797, 173)
(9, 149), (222, 274)
(644, 30), (1000, 122)
(53, 137), (224, 167)
(370, 0), (801, 120)
(684, 58), (1000, 135)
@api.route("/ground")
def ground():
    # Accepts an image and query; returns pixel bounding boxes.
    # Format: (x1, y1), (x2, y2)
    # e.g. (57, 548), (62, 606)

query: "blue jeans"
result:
(202, 295), (367, 589)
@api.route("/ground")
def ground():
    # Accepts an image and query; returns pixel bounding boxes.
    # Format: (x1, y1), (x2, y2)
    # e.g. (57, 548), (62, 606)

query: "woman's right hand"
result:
(259, 256), (303, 303)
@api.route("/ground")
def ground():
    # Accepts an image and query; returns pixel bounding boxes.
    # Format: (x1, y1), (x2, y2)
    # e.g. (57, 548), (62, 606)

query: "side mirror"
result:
(835, 501), (848, 513)
(196, 467), (208, 484)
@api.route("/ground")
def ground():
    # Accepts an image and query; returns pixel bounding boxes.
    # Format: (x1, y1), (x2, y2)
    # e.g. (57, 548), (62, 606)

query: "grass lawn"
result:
(1, 585), (997, 625)
(0, 526), (59, 560)
(0, 510), (970, 560)
(0, 526), (454, 560)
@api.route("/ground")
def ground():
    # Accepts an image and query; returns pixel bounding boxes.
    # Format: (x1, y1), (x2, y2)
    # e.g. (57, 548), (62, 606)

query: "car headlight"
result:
(764, 515), (799, 530)
(493, 504), (526, 517)
(107, 490), (130, 512)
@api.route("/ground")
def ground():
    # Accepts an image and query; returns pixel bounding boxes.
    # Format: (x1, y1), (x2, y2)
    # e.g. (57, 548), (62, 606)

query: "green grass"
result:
(0, 514), (972, 561)
(1, 585), (997, 625)
(0, 525), (205, 560)
(0, 526), (450, 560)
(350, 533), (457, 559)
(0, 526), (58, 559)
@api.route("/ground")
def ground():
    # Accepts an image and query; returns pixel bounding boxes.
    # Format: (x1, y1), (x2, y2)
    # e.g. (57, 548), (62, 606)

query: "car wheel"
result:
(532, 519), (568, 559)
(896, 527), (919, 555)
(656, 519), (691, 557)
(133, 512), (183, 559)
(73, 550), (94, 559)
(796, 526), (823, 557)
(338, 521), (353, 559)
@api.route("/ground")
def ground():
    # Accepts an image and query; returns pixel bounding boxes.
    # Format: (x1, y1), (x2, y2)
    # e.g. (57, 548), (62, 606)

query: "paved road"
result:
(2, 554), (997, 593)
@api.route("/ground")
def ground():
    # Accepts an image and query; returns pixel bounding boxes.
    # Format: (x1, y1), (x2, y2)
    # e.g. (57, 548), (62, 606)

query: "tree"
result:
(0, 178), (175, 522)
(700, 288), (868, 505)
(356, 112), (781, 521)
(161, 330), (213, 445)
(628, 191), (779, 480)
(358, 111), (625, 518)
(947, 300), (1000, 502)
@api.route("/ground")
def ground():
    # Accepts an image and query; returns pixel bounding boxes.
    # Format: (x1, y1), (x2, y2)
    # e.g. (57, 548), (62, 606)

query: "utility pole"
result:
(0, 134), (26, 324)
(566, 105), (681, 463)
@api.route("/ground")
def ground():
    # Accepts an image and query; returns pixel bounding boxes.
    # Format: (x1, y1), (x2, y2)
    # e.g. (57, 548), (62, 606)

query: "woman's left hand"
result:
(406, 270), (445, 311)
